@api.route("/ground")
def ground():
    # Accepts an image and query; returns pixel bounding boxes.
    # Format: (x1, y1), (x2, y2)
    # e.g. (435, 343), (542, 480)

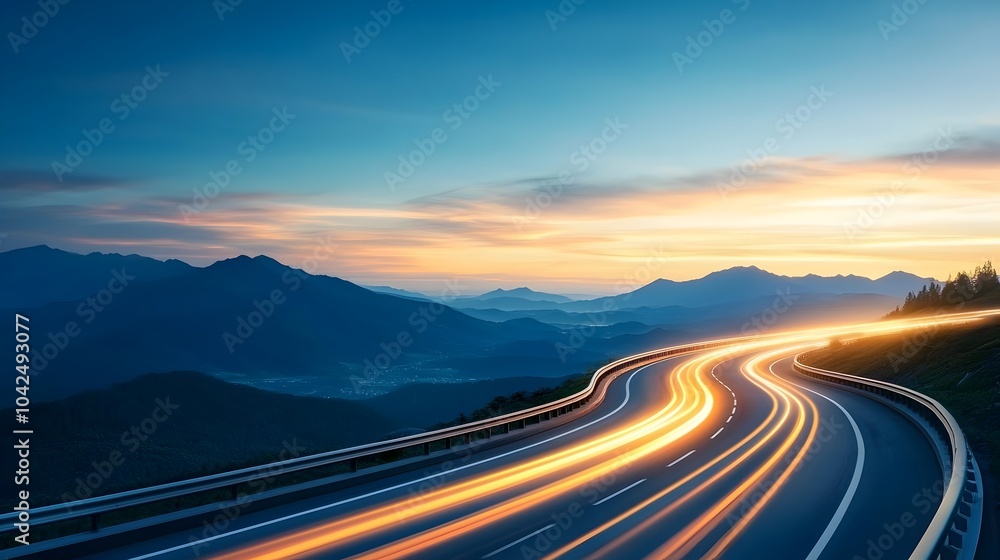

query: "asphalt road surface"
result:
(64, 339), (947, 560)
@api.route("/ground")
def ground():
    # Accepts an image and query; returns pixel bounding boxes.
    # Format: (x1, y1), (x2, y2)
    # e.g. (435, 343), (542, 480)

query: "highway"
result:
(18, 313), (993, 560)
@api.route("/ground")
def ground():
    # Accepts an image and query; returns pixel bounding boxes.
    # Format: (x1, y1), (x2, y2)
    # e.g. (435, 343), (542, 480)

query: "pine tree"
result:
(973, 261), (999, 296)
(928, 281), (942, 305)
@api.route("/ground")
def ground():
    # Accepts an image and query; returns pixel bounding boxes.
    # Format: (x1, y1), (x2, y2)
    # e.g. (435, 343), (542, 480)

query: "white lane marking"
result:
(726, 415), (733, 424)
(773, 362), (865, 560)
(130, 362), (666, 559)
(710, 427), (725, 440)
(668, 450), (696, 467)
(482, 524), (556, 558)
(731, 407), (736, 415)
(733, 399), (738, 406)
(594, 479), (647, 506)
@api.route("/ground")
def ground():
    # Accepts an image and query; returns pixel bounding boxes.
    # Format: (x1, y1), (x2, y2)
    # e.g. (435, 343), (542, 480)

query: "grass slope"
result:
(800, 317), (1000, 557)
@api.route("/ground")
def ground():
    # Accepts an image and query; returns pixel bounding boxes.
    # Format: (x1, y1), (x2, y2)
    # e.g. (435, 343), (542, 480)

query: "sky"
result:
(1, 0), (998, 294)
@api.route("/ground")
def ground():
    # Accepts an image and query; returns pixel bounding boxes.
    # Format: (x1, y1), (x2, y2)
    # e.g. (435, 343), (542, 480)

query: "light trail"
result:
(213, 354), (716, 559)
(202, 309), (1000, 560)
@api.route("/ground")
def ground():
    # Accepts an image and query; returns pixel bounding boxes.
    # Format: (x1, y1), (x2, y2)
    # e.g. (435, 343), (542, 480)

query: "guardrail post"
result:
(349, 458), (358, 472)
(463, 433), (471, 445)
(444, 437), (452, 450)
(90, 513), (99, 532)
(231, 484), (239, 501)
(423, 442), (431, 455)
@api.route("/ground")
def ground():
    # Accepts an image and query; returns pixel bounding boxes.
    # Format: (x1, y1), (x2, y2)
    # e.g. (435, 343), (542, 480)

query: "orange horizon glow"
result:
(32, 151), (997, 294)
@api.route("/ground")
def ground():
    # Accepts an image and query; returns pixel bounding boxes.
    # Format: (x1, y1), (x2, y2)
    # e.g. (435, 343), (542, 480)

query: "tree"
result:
(953, 272), (975, 303)
(928, 281), (942, 305)
(973, 261), (999, 296)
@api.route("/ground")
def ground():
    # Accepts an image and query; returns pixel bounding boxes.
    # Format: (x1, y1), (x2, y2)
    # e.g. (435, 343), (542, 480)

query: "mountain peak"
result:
(4, 244), (62, 255)
(207, 255), (259, 271)
(475, 287), (572, 303)
(702, 265), (772, 279)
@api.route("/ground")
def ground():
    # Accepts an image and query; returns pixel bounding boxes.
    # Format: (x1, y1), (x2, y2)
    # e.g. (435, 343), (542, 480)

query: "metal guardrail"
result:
(792, 357), (982, 560)
(1, 336), (746, 540)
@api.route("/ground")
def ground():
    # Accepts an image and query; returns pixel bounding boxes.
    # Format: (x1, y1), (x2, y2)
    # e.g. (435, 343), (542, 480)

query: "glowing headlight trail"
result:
(699, 351), (823, 558)
(569, 312), (1000, 558)
(347, 351), (771, 560)
(207, 310), (1000, 560)
(647, 347), (822, 559)
(547, 346), (817, 559)
(549, 313), (998, 558)
(213, 355), (718, 559)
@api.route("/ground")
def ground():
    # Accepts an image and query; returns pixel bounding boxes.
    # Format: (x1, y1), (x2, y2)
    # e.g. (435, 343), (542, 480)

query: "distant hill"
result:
(0, 370), (591, 509)
(3, 254), (523, 398)
(363, 285), (433, 301)
(2, 250), (584, 401)
(562, 266), (932, 312)
(0, 371), (399, 508)
(446, 287), (574, 312)
(0, 246), (927, 403)
(460, 292), (898, 332)
(366, 376), (572, 427)
(473, 287), (573, 303)
(790, 270), (937, 298)
(0, 245), (192, 307)
(454, 297), (567, 311)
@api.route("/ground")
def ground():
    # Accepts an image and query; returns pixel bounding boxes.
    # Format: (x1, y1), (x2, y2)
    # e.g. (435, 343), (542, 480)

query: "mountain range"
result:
(1, 246), (920, 401)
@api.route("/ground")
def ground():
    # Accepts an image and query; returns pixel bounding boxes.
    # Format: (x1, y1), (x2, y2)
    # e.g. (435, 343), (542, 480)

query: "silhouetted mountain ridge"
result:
(0, 245), (192, 307)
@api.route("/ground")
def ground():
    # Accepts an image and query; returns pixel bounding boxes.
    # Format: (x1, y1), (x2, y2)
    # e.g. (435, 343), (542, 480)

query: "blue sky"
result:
(1, 0), (998, 292)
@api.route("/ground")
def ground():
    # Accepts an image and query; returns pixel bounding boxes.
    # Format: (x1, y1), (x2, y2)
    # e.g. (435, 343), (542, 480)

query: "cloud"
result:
(2, 130), (998, 291)
(0, 169), (129, 193)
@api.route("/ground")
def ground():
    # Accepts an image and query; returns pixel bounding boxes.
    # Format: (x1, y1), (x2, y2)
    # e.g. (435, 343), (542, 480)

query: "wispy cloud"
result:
(2, 132), (998, 292)
(0, 169), (129, 193)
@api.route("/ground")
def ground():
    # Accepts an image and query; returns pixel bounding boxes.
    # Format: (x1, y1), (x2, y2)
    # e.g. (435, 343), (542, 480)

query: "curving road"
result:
(29, 313), (992, 560)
